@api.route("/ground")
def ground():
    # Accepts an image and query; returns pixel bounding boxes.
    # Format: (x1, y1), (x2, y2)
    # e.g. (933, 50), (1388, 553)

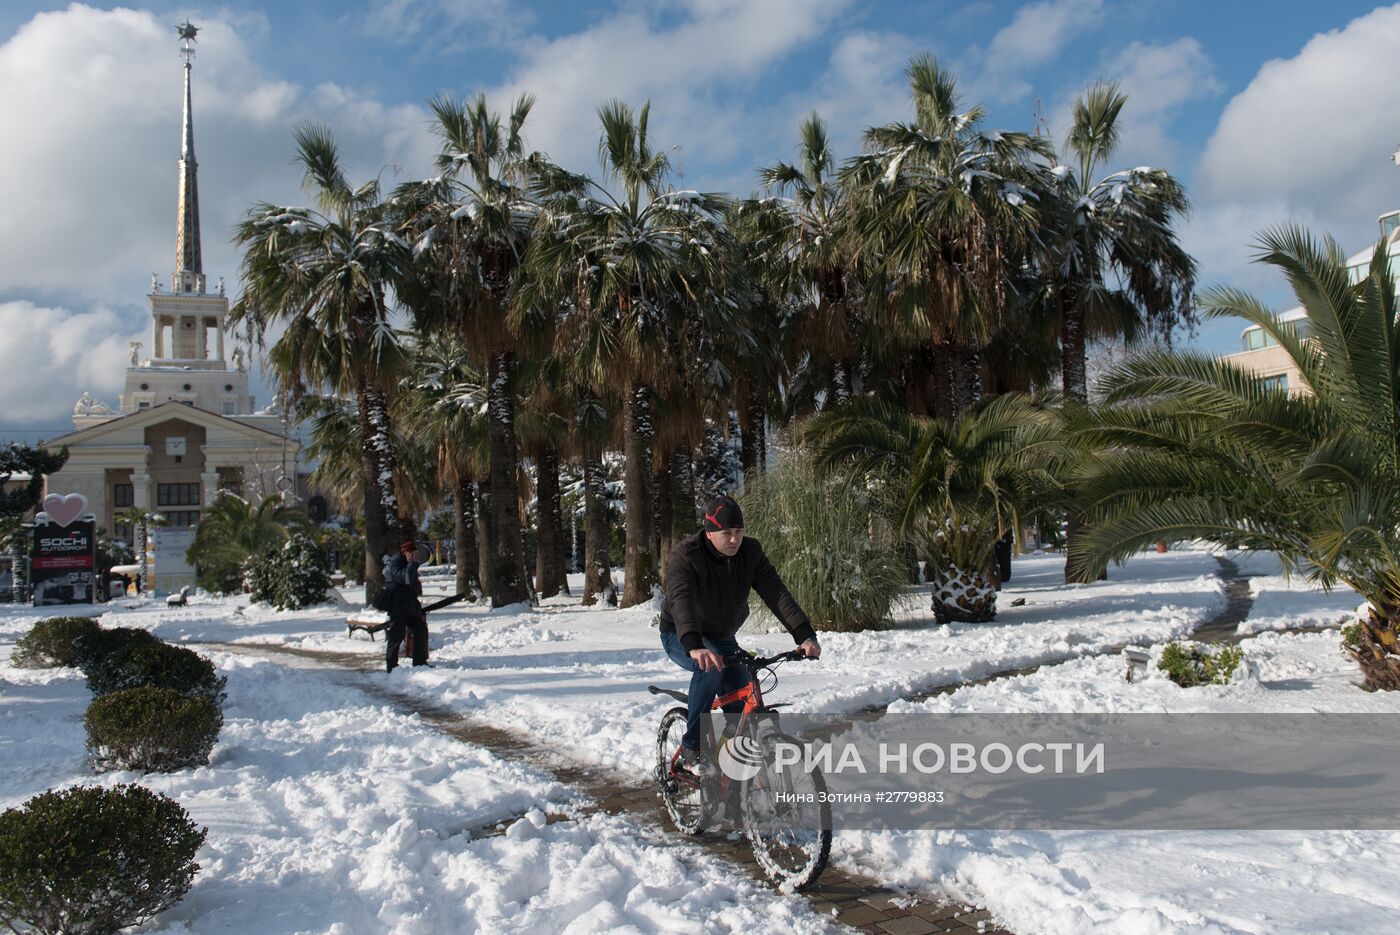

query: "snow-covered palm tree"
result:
(232, 124), (413, 597)
(523, 100), (734, 606)
(841, 55), (1051, 419)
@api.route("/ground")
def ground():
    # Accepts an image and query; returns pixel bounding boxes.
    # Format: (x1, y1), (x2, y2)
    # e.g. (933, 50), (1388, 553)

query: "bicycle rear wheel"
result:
(656, 707), (712, 835)
(740, 731), (832, 890)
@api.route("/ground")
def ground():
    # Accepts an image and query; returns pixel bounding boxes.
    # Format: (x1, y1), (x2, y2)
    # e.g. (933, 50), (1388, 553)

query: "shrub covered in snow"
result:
(246, 533), (332, 610)
(1158, 641), (1244, 687)
(11, 616), (101, 669)
(0, 783), (205, 935)
(71, 626), (161, 675)
(741, 457), (908, 632)
(85, 641), (227, 706)
(84, 686), (222, 772)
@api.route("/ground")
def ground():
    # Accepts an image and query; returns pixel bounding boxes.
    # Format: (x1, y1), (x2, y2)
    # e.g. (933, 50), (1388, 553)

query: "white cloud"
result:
(967, 0), (1105, 102)
(0, 301), (141, 422)
(1046, 37), (1222, 172)
(361, 0), (525, 46)
(1196, 4), (1400, 257)
(0, 4), (443, 426)
(0, 5), (437, 304)
(487, 0), (851, 182)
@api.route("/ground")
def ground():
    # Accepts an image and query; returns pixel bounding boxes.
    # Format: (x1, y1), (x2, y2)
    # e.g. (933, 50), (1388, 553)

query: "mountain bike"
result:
(648, 649), (832, 890)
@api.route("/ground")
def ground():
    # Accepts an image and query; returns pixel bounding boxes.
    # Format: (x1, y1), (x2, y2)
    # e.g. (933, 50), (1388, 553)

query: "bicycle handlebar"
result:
(724, 648), (810, 670)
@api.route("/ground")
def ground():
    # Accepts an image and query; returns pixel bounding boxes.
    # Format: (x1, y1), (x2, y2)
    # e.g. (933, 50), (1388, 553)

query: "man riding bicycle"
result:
(659, 495), (822, 776)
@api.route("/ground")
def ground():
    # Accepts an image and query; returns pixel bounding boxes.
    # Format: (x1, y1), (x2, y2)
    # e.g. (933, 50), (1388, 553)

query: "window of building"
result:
(157, 483), (200, 506)
(114, 521), (133, 543)
(1261, 374), (1289, 393)
(164, 510), (200, 528)
(113, 483), (133, 508)
(138, 401), (150, 410)
(222, 400), (236, 415)
(1244, 329), (1265, 351)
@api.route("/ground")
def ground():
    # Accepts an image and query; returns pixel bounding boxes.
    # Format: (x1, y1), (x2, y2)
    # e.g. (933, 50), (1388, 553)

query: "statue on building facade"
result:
(232, 347), (245, 372)
(129, 341), (142, 367)
(73, 391), (94, 415)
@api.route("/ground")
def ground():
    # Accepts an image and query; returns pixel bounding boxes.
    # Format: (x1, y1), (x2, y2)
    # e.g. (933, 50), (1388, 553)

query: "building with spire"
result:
(41, 22), (309, 591)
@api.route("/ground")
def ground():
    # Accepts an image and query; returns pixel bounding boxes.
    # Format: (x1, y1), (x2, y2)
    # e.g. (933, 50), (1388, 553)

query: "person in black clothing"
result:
(658, 495), (822, 773)
(385, 540), (429, 672)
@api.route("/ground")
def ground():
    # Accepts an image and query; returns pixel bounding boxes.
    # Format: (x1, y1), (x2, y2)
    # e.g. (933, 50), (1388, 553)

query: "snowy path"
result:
(208, 640), (1009, 935)
(0, 638), (849, 934)
(4, 546), (1380, 933)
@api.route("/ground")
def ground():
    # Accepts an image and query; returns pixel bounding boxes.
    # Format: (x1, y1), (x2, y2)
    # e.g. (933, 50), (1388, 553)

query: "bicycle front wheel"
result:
(740, 731), (832, 890)
(656, 706), (711, 835)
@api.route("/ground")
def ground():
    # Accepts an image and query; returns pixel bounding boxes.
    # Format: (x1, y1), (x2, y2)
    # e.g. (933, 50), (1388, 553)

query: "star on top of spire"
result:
(176, 20), (199, 42)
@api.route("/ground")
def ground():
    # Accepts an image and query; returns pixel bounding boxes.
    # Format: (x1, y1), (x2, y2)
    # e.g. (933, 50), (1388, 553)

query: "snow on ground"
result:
(843, 559), (1397, 935)
(1227, 551), (1364, 637)
(2, 545), (1387, 934)
(52, 548), (1231, 780)
(0, 635), (836, 934)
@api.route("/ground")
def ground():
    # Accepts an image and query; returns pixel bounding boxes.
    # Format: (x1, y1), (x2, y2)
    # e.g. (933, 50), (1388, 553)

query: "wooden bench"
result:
(345, 611), (391, 640)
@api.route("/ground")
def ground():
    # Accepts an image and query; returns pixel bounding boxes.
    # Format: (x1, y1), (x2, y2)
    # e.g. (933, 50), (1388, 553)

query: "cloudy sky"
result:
(3, 0), (1398, 438)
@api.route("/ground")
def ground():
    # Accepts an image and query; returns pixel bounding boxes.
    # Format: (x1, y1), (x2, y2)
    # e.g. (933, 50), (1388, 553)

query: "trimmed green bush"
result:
(0, 783), (206, 935)
(85, 642), (227, 706)
(85, 687), (223, 773)
(71, 626), (161, 675)
(740, 457), (909, 632)
(1158, 641), (1244, 687)
(247, 532), (331, 610)
(11, 616), (101, 669)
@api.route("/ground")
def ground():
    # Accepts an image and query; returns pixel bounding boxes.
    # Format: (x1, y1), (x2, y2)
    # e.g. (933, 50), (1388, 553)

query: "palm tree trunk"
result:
(517, 467), (536, 605)
(833, 359), (853, 406)
(487, 351), (529, 607)
(356, 383), (403, 601)
(950, 344), (983, 419)
(453, 475), (480, 597)
(656, 458), (674, 580)
(622, 384), (657, 607)
(1061, 294), (1098, 583)
(534, 444), (567, 599)
(741, 384), (765, 483)
(581, 446), (613, 605)
(476, 478), (493, 597)
(1061, 296), (1089, 404)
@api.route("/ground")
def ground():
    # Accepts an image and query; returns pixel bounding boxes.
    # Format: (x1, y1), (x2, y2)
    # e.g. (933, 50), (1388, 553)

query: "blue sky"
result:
(2, 0), (1399, 438)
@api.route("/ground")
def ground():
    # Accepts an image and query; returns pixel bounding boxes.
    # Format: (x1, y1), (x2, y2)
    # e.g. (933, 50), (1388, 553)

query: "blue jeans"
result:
(661, 630), (751, 751)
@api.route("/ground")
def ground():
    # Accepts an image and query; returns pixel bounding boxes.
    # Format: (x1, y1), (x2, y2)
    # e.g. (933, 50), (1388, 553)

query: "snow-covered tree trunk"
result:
(357, 382), (403, 601)
(832, 359), (853, 407)
(741, 385), (766, 481)
(581, 447), (614, 606)
(454, 476), (479, 598)
(622, 385), (657, 607)
(487, 352), (529, 607)
(1061, 291), (1096, 584)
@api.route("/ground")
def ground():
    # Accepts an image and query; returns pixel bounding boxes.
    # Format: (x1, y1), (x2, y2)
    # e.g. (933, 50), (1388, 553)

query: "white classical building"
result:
(42, 22), (301, 590)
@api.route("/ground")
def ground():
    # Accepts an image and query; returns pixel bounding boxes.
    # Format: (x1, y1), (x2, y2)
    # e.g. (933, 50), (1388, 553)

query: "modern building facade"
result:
(1221, 208), (1400, 395)
(41, 23), (300, 591)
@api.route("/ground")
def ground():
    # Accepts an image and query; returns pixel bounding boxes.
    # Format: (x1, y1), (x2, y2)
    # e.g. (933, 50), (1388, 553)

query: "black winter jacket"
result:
(659, 531), (817, 653)
(384, 554), (423, 618)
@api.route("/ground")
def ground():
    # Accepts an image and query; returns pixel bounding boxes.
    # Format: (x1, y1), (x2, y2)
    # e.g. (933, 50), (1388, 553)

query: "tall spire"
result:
(173, 20), (204, 293)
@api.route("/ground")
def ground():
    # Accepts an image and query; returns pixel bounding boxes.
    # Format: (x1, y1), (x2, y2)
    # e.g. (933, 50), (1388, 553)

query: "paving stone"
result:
(875, 916), (941, 935)
(837, 904), (889, 926)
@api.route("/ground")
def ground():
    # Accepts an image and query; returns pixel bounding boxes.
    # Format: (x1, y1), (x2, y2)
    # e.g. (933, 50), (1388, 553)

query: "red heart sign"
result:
(41, 493), (88, 527)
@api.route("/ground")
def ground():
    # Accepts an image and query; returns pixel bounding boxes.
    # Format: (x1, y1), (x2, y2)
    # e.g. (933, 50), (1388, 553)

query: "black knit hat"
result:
(702, 495), (744, 531)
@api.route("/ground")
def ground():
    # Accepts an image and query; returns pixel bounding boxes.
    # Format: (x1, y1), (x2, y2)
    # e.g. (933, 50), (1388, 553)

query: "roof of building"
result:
(43, 400), (290, 447)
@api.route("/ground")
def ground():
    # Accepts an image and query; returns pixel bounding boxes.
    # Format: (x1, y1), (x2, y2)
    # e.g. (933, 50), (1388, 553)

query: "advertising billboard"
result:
(32, 493), (96, 606)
